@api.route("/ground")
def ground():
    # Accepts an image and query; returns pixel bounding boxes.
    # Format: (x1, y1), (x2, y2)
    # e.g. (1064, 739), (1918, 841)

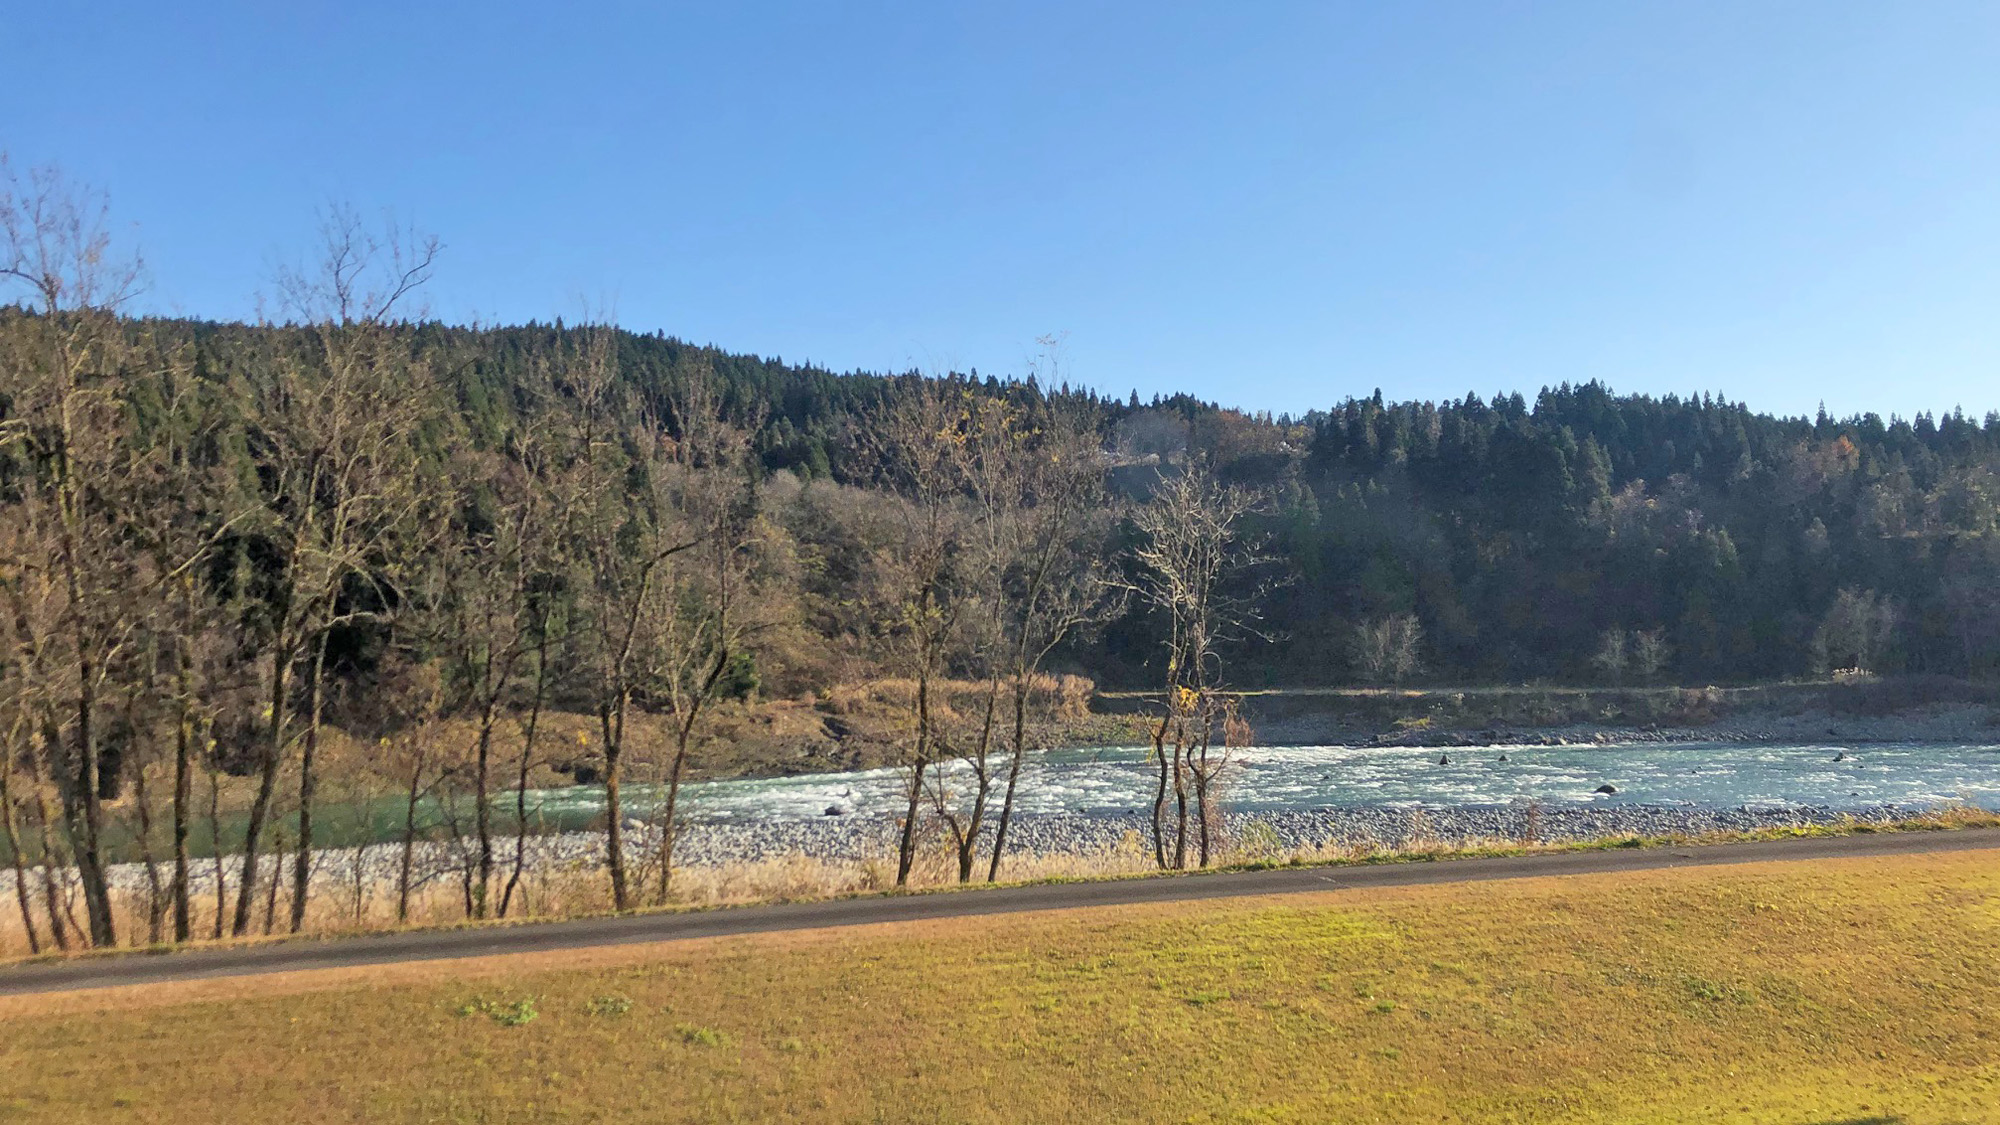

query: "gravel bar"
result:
(8, 802), (1943, 904)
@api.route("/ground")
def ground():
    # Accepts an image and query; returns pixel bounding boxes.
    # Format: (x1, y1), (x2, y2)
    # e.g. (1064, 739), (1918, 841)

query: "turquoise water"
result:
(523, 741), (2000, 823)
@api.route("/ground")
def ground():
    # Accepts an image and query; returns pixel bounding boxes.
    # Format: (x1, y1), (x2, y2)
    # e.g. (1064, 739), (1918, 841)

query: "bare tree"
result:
(556, 324), (705, 911)
(645, 361), (766, 902)
(1630, 627), (1671, 682)
(1129, 459), (1266, 869)
(232, 205), (442, 935)
(0, 157), (148, 945)
(932, 390), (1120, 880)
(117, 681), (170, 942)
(499, 559), (565, 919)
(117, 329), (244, 941)
(0, 668), (44, 953)
(349, 658), (447, 926)
(439, 435), (555, 918)
(1812, 588), (1896, 675)
(925, 394), (1016, 884)
(1590, 628), (1628, 684)
(866, 380), (974, 887)
(1356, 613), (1424, 685)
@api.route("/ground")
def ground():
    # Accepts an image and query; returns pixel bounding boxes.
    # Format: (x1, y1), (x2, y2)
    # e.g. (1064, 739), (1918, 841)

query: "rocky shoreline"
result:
(16, 801), (1946, 903)
(616, 800), (1945, 865)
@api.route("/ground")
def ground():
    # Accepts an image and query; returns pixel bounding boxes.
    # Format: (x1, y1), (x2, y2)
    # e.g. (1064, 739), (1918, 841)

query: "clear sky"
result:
(7, 2), (1999, 420)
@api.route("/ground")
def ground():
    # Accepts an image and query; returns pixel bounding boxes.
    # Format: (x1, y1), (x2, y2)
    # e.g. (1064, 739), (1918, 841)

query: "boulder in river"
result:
(1438, 754), (1451, 765)
(823, 805), (845, 817)
(1595, 784), (1619, 795)
(1833, 752), (1851, 762)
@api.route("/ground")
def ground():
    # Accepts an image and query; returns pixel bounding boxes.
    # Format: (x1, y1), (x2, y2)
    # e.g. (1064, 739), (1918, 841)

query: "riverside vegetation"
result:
(13, 157), (2000, 956)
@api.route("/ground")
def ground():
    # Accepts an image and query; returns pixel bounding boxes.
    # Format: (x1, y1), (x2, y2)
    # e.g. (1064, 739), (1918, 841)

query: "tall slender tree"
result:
(0, 158), (147, 945)
(1130, 459), (1265, 869)
(646, 361), (765, 901)
(867, 380), (972, 887)
(232, 205), (442, 935)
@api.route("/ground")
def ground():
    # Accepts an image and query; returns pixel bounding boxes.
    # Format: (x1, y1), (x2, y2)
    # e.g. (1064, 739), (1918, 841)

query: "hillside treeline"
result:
(122, 318), (2000, 689)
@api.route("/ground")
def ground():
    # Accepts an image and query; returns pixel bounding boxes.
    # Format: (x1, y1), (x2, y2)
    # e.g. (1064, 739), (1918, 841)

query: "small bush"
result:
(457, 995), (539, 1027)
(1681, 975), (1753, 1006)
(676, 1024), (728, 1047)
(585, 995), (633, 1018)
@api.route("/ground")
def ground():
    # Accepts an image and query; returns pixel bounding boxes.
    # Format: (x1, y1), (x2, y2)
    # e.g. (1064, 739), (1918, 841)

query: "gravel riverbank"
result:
(639, 801), (1940, 865)
(13, 801), (1942, 904)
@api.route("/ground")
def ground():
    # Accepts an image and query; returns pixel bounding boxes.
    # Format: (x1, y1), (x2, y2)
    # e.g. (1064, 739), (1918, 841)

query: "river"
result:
(522, 741), (2000, 824)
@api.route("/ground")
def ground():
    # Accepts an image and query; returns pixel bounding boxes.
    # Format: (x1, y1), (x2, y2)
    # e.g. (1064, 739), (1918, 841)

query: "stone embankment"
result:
(15, 802), (1936, 904)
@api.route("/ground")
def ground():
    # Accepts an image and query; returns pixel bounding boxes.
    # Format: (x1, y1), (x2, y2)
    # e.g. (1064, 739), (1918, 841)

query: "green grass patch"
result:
(6, 848), (2000, 1122)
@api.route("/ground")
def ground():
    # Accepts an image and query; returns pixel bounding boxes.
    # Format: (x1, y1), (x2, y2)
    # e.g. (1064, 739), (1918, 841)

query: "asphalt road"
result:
(4, 827), (1995, 997)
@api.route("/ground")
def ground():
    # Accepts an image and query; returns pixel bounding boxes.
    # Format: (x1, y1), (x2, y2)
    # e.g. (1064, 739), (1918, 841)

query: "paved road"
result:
(4, 827), (1995, 996)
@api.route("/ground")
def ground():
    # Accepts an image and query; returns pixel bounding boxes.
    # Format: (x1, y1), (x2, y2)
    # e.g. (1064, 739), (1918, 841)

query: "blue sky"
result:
(7, 2), (1999, 419)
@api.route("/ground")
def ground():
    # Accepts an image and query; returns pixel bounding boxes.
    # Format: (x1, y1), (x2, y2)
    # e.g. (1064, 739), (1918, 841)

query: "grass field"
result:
(4, 849), (1998, 1124)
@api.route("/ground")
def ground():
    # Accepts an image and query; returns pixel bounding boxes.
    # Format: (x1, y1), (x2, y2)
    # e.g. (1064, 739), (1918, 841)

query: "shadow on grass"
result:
(1805, 1116), (1902, 1125)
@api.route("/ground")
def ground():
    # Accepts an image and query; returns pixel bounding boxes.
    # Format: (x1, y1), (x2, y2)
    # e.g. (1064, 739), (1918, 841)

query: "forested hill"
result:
(138, 315), (2000, 688)
(164, 316), (1123, 484)
(1260, 385), (2000, 686)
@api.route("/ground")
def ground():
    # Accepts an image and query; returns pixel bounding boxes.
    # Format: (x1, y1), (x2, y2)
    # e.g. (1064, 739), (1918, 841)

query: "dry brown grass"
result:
(7, 806), (1996, 960)
(5, 847), (1999, 1123)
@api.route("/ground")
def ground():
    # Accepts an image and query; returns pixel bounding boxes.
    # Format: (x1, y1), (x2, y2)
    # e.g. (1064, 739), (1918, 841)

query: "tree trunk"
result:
(208, 767), (226, 939)
(986, 677), (1033, 883)
(472, 700), (496, 918)
(289, 632), (330, 932)
(655, 732), (686, 905)
(1148, 711), (1171, 870)
(1193, 770), (1212, 868)
(234, 643), (290, 935)
(1192, 718), (1214, 869)
(170, 687), (193, 942)
(954, 678), (1001, 883)
(655, 717), (694, 903)
(31, 787), (73, 951)
(1172, 734), (1190, 871)
(0, 759), (43, 955)
(397, 757), (423, 923)
(955, 780), (987, 883)
(895, 670), (932, 887)
(601, 695), (629, 911)
(657, 648), (729, 904)
(132, 759), (166, 943)
(499, 644), (549, 920)
(61, 674), (116, 944)
(264, 828), (285, 934)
